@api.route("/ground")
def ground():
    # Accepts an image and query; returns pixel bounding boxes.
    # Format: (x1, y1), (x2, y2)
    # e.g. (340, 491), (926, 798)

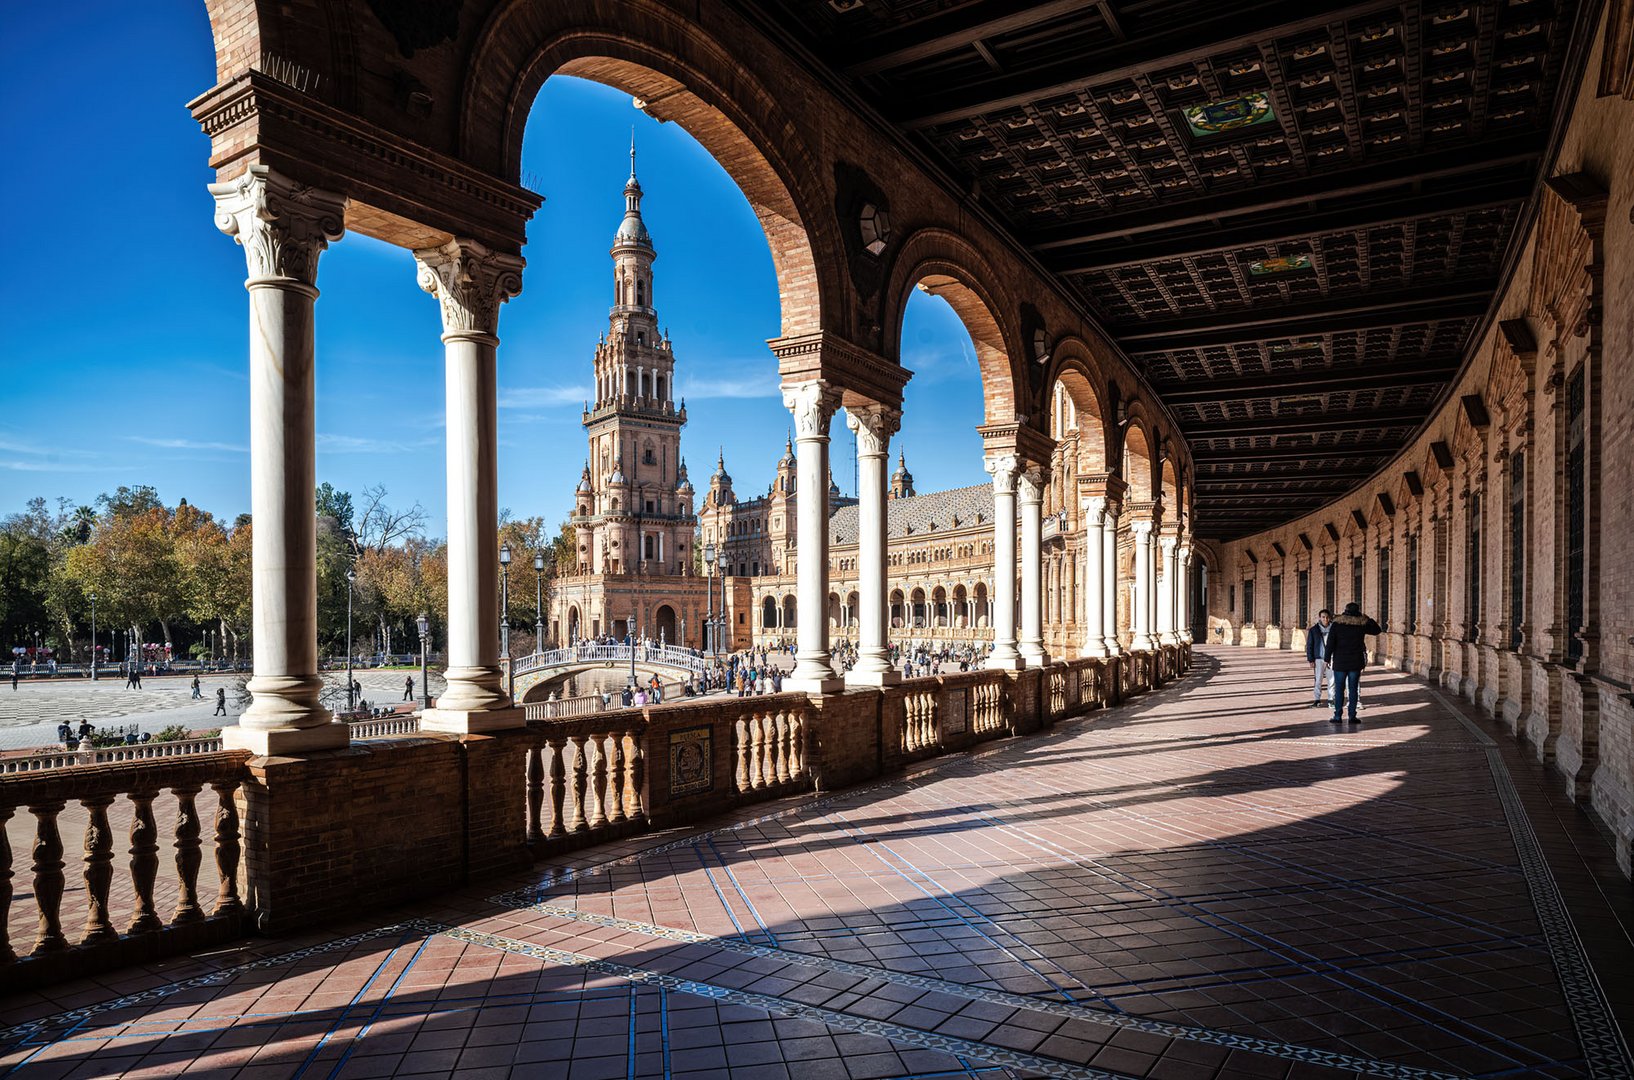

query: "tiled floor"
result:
(4, 648), (1631, 1079)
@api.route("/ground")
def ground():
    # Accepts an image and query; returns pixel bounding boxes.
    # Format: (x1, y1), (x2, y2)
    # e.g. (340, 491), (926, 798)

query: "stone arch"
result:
(567, 605), (581, 643)
(931, 585), (949, 627)
(1160, 457), (1180, 524)
(1043, 337), (1111, 475)
(909, 587), (927, 628)
(761, 595), (777, 629)
(885, 228), (1025, 426)
(827, 591), (841, 629)
(952, 583), (969, 627)
(464, 3), (843, 338)
(890, 588), (906, 628)
(781, 594), (796, 628)
(973, 581), (990, 627)
(654, 604), (677, 644)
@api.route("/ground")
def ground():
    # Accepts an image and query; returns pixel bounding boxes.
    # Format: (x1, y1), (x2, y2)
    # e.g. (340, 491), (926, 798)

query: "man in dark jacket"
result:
(1323, 602), (1382, 724)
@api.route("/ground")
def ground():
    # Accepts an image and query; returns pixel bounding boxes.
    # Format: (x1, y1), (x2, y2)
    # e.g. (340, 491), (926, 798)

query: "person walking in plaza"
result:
(214, 687), (228, 716)
(1323, 602), (1382, 725)
(1305, 609), (1335, 708)
(191, 674), (202, 699)
(403, 675), (414, 701)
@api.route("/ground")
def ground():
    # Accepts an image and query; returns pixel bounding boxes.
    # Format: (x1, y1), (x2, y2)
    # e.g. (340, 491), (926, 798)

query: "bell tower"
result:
(575, 140), (693, 578)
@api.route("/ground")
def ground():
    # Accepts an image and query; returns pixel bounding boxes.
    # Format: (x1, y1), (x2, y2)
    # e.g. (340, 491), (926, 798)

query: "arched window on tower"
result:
(636, 278), (646, 306)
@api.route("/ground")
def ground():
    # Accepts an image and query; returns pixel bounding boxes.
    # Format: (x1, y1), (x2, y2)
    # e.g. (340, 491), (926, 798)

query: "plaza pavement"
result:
(2, 647), (1630, 1079)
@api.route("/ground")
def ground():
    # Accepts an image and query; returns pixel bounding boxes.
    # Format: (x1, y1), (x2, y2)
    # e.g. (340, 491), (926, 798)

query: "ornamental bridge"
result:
(503, 643), (713, 704)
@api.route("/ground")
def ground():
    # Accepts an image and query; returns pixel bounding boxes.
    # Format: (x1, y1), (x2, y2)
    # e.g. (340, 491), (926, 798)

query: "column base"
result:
(1020, 645), (1049, 668)
(784, 674), (847, 695)
(986, 650), (1025, 672)
(223, 721), (350, 756)
(421, 704), (526, 734)
(1130, 635), (1155, 652)
(1078, 643), (1110, 659)
(845, 667), (902, 687)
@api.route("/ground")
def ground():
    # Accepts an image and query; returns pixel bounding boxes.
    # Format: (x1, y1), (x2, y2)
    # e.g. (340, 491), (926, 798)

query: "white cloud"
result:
(127, 436), (248, 453)
(499, 385), (592, 409)
(676, 371), (781, 400)
(317, 433), (417, 454)
(0, 459), (97, 473)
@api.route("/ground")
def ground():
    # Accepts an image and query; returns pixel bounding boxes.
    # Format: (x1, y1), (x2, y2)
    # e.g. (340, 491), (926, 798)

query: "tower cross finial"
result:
(630, 127), (637, 179)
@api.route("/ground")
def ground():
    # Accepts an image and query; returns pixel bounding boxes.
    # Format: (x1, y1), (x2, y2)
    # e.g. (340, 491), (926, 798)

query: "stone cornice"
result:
(190, 73), (541, 253)
(769, 331), (910, 410)
(976, 422), (1055, 469)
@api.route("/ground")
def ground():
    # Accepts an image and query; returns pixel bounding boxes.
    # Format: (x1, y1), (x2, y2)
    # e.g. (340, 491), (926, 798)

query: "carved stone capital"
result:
(1130, 518), (1155, 540)
(985, 453), (1021, 494)
(210, 165), (346, 289)
(844, 402), (901, 456)
(1159, 534), (1179, 555)
(414, 238), (525, 341)
(1017, 466), (1048, 504)
(782, 379), (842, 440)
(1080, 495), (1108, 526)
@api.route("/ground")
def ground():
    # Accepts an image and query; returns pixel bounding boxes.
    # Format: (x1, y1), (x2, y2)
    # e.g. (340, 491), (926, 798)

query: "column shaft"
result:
(847, 406), (900, 686)
(211, 166), (348, 756)
(1158, 535), (1178, 645)
(416, 239), (526, 732)
(1101, 509), (1121, 655)
(986, 454), (1023, 670)
(1131, 521), (1155, 651)
(1018, 468), (1047, 666)
(1080, 498), (1108, 657)
(783, 382), (845, 693)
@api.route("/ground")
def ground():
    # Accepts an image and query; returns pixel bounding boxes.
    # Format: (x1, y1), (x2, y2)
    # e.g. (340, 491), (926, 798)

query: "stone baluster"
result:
(736, 719), (750, 792)
(172, 784), (204, 924)
(586, 739), (608, 829)
(759, 716), (775, 789)
(566, 736), (588, 834)
(773, 713), (789, 784)
(30, 802), (67, 953)
(605, 734), (626, 825)
(794, 713), (808, 776)
(547, 739), (567, 839)
(0, 807), (14, 963)
(624, 730), (645, 821)
(127, 791), (161, 934)
(780, 712), (798, 780)
(81, 795), (117, 944)
(526, 745), (545, 844)
(210, 779), (242, 916)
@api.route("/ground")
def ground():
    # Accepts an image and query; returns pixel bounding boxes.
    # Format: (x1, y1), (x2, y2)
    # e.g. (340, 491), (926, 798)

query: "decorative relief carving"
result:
(781, 380), (842, 439)
(414, 238), (525, 339)
(210, 166), (347, 287)
(845, 403), (901, 456)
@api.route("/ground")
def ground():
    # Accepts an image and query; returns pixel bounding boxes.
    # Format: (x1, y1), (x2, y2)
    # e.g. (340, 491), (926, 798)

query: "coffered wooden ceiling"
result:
(745, 0), (1589, 539)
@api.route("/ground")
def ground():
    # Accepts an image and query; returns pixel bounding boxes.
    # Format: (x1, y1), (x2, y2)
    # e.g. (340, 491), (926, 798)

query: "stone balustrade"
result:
(0, 644), (1187, 991)
(0, 751), (251, 989)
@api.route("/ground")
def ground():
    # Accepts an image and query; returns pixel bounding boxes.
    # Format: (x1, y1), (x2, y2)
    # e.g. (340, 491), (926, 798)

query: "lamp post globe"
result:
(345, 566), (356, 712)
(416, 612), (430, 711)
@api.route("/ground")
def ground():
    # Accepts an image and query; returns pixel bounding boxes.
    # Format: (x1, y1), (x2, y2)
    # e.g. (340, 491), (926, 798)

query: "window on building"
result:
(644, 535), (655, 559)
(1297, 569), (1310, 627)
(637, 331), (646, 346)
(636, 279), (645, 306)
(1406, 535), (1420, 634)
(1566, 369), (1585, 664)
(1378, 547), (1391, 628)
(739, 563), (747, 576)
(643, 447), (655, 465)
(1351, 555), (1364, 609)
(1269, 574), (1282, 628)
(752, 561), (760, 575)
(1323, 562), (1336, 614)
(645, 499), (655, 513)
(1510, 452), (1526, 650)
(1467, 492), (1482, 643)
(1229, 584), (1236, 612)
(1243, 581), (1255, 624)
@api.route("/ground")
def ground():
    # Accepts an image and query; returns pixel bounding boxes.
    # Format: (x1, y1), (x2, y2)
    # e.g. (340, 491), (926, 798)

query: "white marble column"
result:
(782, 381), (845, 693)
(1157, 534), (1179, 646)
(1017, 466), (1048, 667)
(1080, 497), (1108, 657)
(1177, 541), (1194, 642)
(1101, 505), (1121, 655)
(211, 166), (349, 756)
(415, 238), (527, 732)
(1131, 519), (1156, 651)
(985, 454), (1024, 670)
(847, 404), (901, 686)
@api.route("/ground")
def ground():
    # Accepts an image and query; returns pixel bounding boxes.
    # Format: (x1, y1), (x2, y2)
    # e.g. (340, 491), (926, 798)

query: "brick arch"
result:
(884, 229), (1024, 426)
(1044, 338), (1110, 475)
(1119, 405), (1161, 507)
(462, 3), (842, 338)
(1160, 458), (1180, 524)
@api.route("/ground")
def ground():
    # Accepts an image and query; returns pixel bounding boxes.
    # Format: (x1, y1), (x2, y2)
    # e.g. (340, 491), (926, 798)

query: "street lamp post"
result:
(628, 610), (637, 688)
(90, 593), (97, 681)
(499, 542), (513, 699)
(345, 566), (357, 712)
(717, 549), (730, 657)
(703, 543), (715, 655)
(416, 613), (430, 711)
(534, 550), (545, 652)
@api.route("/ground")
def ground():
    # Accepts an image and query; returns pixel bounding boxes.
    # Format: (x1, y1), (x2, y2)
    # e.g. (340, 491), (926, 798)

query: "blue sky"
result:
(0, 5), (987, 533)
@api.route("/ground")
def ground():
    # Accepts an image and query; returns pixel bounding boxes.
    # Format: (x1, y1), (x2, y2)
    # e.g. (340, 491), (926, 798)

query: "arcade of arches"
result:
(4, 1), (1634, 1075)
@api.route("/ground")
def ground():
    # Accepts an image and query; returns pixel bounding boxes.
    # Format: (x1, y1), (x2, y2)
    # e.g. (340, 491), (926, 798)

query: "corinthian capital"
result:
(414, 238), (525, 340)
(782, 380), (842, 440)
(1130, 517), (1155, 539)
(1081, 495), (1107, 526)
(845, 403), (901, 456)
(985, 453), (1021, 494)
(210, 166), (347, 288)
(1017, 466), (1049, 504)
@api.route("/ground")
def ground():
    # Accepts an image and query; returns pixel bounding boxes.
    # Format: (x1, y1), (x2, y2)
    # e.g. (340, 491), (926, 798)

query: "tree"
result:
(96, 485), (163, 519)
(0, 525), (51, 649)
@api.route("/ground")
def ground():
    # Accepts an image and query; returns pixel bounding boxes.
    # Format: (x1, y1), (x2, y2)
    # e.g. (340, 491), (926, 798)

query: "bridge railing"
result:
(509, 643), (712, 679)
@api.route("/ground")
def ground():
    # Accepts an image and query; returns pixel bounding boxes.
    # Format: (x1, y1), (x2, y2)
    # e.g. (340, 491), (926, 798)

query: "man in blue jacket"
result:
(1323, 602), (1383, 724)
(1305, 609), (1335, 708)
